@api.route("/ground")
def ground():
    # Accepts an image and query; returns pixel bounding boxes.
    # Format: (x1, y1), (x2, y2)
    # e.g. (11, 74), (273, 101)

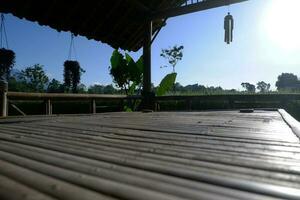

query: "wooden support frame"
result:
(151, 0), (249, 20)
(91, 99), (96, 114)
(143, 20), (152, 94)
(141, 20), (155, 110)
(45, 99), (52, 115)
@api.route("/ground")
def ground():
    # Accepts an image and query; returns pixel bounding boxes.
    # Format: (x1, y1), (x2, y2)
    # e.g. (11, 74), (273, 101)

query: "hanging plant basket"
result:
(63, 60), (82, 93)
(0, 48), (15, 81)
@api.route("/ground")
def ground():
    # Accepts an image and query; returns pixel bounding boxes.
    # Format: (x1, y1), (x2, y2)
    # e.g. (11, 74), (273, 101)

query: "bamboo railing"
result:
(2, 92), (300, 116)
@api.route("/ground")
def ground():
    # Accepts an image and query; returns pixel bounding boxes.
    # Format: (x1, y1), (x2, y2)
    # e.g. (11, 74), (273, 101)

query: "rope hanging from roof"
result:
(0, 13), (9, 48)
(224, 1), (234, 44)
(67, 33), (77, 60)
(0, 13), (15, 82)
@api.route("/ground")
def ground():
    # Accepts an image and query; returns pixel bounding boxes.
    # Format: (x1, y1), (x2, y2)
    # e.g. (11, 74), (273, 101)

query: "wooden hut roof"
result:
(0, 0), (187, 51)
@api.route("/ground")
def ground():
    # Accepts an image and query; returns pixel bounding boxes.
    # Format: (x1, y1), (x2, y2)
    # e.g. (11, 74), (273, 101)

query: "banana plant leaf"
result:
(156, 73), (177, 96)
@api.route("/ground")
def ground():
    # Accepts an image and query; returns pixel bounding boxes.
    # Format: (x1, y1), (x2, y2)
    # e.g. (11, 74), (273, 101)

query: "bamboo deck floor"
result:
(0, 110), (300, 200)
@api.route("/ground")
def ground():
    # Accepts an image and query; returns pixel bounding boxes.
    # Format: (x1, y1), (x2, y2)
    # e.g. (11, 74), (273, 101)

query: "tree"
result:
(88, 84), (104, 94)
(160, 45), (184, 73)
(109, 50), (143, 95)
(174, 82), (184, 91)
(63, 61), (85, 93)
(256, 81), (271, 93)
(47, 79), (64, 93)
(276, 73), (300, 91)
(103, 84), (116, 94)
(8, 76), (30, 92)
(241, 82), (256, 93)
(7, 69), (29, 92)
(19, 64), (49, 92)
(77, 83), (87, 93)
(88, 84), (117, 94)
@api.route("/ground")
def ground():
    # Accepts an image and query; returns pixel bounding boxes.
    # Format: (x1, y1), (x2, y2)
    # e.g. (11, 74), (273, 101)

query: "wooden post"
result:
(186, 99), (192, 111)
(141, 20), (155, 110)
(120, 98), (125, 111)
(143, 20), (152, 95)
(0, 81), (8, 117)
(91, 99), (96, 114)
(228, 97), (235, 109)
(45, 99), (52, 115)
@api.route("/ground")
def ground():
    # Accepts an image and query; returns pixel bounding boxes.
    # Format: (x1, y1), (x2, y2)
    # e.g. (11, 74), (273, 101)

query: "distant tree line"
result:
(8, 64), (118, 94)
(169, 83), (238, 95)
(241, 81), (271, 93)
(241, 73), (300, 93)
(6, 63), (300, 95)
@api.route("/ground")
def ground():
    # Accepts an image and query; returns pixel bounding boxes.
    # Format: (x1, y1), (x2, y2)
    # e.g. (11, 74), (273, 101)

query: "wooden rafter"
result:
(130, 0), (151, 12)
(151, 0), (249, 20)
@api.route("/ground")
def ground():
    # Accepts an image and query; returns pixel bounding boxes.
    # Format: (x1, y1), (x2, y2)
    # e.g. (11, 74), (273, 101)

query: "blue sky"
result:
(2, 0), (300, 90)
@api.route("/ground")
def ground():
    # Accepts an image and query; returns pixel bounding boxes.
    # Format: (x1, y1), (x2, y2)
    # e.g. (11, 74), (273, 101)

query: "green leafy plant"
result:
(109, 50), (143, 95)
(156, 73), (177, 96)
(64, 60), (85, 93)
(0, 48), (15, 81)
(109, 50), (143, 111)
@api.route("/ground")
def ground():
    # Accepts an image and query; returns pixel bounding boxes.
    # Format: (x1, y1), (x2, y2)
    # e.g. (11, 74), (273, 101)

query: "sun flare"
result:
(263, 0), (300, 50)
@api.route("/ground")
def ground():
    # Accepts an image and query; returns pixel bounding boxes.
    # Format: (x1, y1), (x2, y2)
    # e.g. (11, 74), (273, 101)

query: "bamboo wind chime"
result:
(224, 12), (234, 44)
(224, 1), (234, 44)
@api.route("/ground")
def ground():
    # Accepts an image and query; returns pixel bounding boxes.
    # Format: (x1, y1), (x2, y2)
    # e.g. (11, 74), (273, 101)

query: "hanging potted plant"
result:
(0, 14), (15, 82)
(63, 34), (85, 93)
(0, 48), (15, 82)
(63, 60), (84, 93)
(64, 33), (85, 93)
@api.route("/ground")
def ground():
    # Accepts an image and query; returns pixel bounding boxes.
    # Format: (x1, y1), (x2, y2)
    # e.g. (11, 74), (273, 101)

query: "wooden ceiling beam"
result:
(90, 1), (122, 39)
(151, 0), (249, 20)
(130, 0), (151, 12)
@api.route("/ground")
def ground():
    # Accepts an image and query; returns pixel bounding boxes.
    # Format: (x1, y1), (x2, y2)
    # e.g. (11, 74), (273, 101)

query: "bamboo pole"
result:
(0, 81), (8, 117)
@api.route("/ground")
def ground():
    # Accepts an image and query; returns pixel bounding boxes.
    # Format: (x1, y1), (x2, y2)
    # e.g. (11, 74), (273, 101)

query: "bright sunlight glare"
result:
(263, 0), (300, 50)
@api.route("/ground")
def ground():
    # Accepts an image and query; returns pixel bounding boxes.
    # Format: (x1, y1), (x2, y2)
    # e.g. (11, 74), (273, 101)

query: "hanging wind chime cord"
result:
(0, 14), (9, 49)
(68, 33), (78, 60)
(227, 0), (231, 13)
(72, 37), (78, 60)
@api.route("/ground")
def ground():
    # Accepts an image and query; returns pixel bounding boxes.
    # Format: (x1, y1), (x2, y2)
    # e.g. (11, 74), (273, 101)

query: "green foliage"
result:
(109, 50), (143, 95)
(126, 53), (143, 85)
(47, 79), (64, 93)
(88, 84), (117, 94)
(241, 82), (256, 93)
(8, 77), (30, 92)
(256, 81), (271, 93)
(110, 51), (128, 91)
(64, 60), (85, 93)
(169, 82), (230, 95)
(123, 105), (133, 112)
(160, 45), (184, 72)
(156, 73), (177, 96)
(20, 64), (49, 92)
(276, 73), (300, 91)
(77, 84), (87, 93)
(0, 48), (15, 80)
